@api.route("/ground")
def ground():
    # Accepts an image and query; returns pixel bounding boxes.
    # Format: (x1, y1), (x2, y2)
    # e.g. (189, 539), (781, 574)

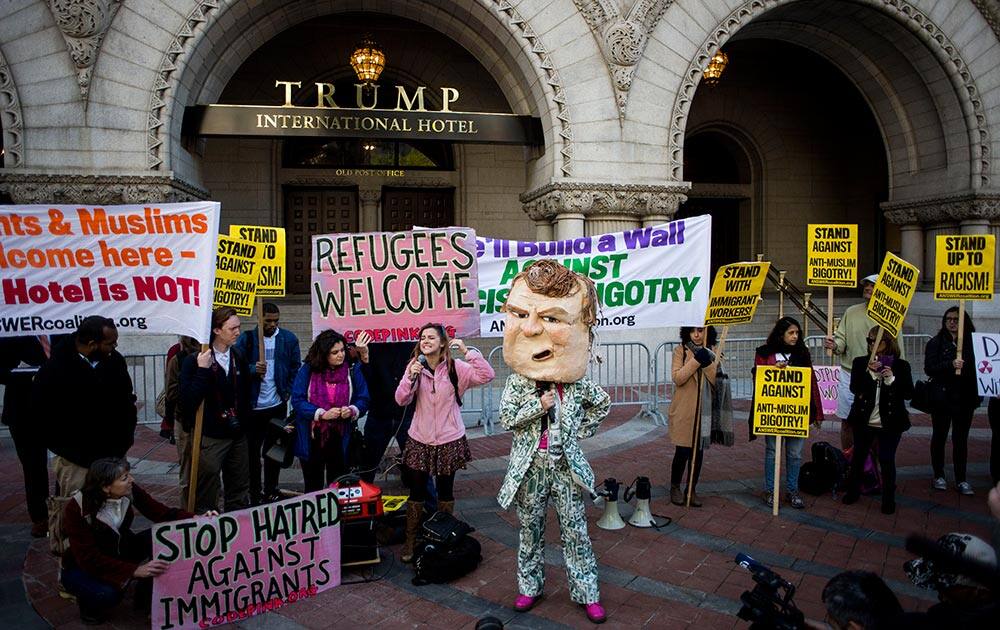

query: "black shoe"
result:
(881, 499), (895, 515)
(159, 429), (172, 440)
(79, 605), (105, 625)
(842, 490), (860, 505)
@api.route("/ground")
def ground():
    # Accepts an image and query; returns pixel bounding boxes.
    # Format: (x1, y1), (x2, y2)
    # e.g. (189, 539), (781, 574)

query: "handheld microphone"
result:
(413, 355), (430, 381)
(536, 380), (556, 428)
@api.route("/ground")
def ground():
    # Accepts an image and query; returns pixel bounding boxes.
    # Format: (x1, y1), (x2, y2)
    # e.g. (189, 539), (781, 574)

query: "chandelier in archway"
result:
(351, 36), (386, 85)
(703, 50), (729, 87)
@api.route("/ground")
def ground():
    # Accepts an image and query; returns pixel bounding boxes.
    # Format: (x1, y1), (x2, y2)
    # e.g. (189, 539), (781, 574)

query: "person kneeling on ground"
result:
(61, 457), (211, 624)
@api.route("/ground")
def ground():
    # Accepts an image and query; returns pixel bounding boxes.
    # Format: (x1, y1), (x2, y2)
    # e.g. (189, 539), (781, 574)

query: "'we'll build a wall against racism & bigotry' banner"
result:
(476, 215), (711, 336)
(0, 202), (220, 342)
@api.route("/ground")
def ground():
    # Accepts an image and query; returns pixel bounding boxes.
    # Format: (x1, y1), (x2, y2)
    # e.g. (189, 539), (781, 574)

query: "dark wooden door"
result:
(676, 199), (741, 280)
(284, 187), (358, 294)
(381, 187), (455, 232)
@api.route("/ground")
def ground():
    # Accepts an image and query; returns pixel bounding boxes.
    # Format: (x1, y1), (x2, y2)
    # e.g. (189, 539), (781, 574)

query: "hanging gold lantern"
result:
(350, 36), (386, 85)
(703, 50), (729, 87)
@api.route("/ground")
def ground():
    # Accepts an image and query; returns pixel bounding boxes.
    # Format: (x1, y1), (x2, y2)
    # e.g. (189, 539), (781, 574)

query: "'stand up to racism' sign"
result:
(752, 366), (813, 438)
(475, 216), (711, 336)
(152, 490), (341, 630)
(934, 234), (995, 301)
(311, 228), (480, 342)
(0, 203), (219, 342)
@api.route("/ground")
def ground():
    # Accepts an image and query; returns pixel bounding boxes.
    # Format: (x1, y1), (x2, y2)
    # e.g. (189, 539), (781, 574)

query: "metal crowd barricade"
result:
(459, 345), (488, 430)
(125, 353), (168, 426)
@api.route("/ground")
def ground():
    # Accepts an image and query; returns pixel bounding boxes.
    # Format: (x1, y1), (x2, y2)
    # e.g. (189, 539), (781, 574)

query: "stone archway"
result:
(144, 0), (570, 188)
(666, 0), (992, 193)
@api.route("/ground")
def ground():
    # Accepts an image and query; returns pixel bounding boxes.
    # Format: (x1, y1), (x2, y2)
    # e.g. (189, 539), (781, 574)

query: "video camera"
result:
(735, 553), (805, 630)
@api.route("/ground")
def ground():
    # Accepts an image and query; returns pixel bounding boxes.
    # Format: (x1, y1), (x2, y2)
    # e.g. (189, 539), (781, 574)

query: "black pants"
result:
(989, 398), (1000, 485)
(244, 404), (286, 502)
(7, 421), (49, 523)
(670, 446), (703, 488)
(406, 467), (455, 502)
(301, 433), (347, 493)
(361, 410), (411, 483)
(930, 406), (975, 482)
(848, 425), (901, 496)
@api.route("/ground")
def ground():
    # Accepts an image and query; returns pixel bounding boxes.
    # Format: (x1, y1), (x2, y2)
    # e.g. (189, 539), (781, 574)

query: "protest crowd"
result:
(0, 204), (999, 629)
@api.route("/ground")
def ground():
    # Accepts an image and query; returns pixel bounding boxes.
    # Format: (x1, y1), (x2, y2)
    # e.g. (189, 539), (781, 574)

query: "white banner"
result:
(972, 332), (1000, 398)
(476, 215), (711, 336)
(0, 202), (220, 342)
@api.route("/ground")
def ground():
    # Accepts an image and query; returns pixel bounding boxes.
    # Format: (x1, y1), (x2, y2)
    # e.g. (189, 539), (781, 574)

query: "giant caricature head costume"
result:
(501, 259), (598, 383)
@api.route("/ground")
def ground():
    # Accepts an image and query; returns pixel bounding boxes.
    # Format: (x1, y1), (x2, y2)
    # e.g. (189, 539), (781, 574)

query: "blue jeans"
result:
(62, 566), (124, 615)
(764, 436), (804, 493)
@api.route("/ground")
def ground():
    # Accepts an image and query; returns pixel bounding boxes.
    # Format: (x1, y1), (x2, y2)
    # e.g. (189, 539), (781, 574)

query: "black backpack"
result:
(411, 512), (481, 585)
(799, 441), (849, 495)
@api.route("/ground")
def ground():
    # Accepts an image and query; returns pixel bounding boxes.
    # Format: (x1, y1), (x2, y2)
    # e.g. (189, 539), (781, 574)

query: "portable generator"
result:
(332, 475), (383, 567)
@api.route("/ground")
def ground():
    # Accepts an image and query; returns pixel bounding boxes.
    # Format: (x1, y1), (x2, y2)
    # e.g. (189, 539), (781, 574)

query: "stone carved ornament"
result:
(573, 0), (672, 121)
(881, 192), (1000, 224)
(0, 52), (24, 168)
(49, 0), (123, 103)
(520, 181), (689, 221)
(0, 173), (208, 204)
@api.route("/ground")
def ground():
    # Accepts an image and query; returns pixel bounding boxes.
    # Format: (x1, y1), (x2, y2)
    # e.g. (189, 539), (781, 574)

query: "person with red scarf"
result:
(291, 329), (370, 491)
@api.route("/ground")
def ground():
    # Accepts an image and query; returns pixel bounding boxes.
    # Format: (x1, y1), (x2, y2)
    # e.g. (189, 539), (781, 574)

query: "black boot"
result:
(881, 486), (896, 515)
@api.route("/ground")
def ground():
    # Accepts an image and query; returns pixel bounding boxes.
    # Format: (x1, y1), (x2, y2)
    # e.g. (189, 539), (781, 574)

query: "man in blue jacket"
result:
(235, 302), (301, 504)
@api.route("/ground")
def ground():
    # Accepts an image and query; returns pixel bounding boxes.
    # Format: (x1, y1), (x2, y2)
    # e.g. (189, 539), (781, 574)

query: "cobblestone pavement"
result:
(1, 402), (995, 629)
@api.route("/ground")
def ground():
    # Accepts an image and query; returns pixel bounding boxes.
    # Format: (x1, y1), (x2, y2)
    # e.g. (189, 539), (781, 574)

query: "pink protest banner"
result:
(311, 228), (479, 342)
(814, 366), (840, 416)
(152, 489), (341, 630)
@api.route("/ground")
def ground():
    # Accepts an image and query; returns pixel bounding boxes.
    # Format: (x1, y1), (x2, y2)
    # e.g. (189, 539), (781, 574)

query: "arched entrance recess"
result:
(148, 0), (567, 189)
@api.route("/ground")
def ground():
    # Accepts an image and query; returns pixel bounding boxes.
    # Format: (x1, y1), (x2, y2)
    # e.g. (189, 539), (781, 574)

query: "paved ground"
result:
(1, 401), (996, 629)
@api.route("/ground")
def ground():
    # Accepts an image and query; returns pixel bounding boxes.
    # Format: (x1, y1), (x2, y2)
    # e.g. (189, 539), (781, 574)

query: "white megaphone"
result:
(595, 478), (626, 530)
(626, 477), (655, 528)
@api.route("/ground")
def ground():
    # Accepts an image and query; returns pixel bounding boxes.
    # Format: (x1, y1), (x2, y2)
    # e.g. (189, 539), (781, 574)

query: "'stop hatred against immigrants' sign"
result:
(185, 80), (543, 145)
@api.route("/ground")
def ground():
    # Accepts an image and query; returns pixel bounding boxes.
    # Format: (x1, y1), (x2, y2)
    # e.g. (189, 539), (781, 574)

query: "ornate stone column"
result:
(520, 182), (690, 239)
(359, 188), (381, 232)
(898, 223), (924, 277)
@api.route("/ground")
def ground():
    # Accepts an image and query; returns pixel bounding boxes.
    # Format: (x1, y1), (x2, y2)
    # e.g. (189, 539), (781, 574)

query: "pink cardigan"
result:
(394, 350), (495, 446)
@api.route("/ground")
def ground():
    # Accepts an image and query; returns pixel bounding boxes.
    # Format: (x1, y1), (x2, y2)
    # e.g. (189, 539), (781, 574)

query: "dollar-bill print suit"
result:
(496, 259), (611, 623)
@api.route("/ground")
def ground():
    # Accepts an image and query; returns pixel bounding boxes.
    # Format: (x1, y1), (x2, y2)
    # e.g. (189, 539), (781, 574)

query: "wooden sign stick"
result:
(186, 343), (210, 513)
(867, 327), (885, 364)
(772, 435), (782, 516)
(826, 286), (834, 359)
(955, 300), (965, 375)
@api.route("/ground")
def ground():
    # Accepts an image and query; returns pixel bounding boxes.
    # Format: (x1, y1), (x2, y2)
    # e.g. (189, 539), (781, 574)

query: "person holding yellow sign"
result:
(842, 328), (913, 515)
(751, 317), (824, 509)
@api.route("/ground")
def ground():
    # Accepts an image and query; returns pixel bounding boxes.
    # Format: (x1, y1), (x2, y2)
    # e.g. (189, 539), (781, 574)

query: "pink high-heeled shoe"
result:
(513, 594), (540, 612)
(583, 602), (606, 624)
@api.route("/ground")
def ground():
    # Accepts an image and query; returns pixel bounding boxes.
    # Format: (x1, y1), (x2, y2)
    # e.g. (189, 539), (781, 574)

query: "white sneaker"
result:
(933, 477), (947, 491)
(957, 481), (974, 496)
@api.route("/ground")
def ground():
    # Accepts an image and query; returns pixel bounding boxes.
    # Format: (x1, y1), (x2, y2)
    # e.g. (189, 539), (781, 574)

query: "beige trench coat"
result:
(667, 344), (717, 448)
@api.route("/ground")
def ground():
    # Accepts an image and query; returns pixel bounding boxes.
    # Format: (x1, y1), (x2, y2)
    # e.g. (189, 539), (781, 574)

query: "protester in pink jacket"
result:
(394, 323), (495, 562)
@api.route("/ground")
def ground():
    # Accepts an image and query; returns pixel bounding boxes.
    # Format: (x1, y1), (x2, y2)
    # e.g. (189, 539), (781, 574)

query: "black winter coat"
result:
(0, 335), (66, 426)
(846, 356), (913, 434)
(179, 348), (253, 439)
(32, 337), (137, 467)
(924, 331), (982, 409)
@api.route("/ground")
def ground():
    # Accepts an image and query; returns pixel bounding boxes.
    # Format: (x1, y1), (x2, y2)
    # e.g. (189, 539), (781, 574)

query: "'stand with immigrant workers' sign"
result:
(311, 227), (480, 342)
(214, 235), (264, 317)
(704, 261), (771, 326)
(866, 253), (919, 338)
(152, 489), (341, 630)
(972, 333), (1000, 398)
(0, 202), (219, 342)
(229, 225), (286, 298)
(934, 234), (995, 301)
(753, 366), (812, 438)
(476, 215), (711, 336)
(807, 224), (858, 287)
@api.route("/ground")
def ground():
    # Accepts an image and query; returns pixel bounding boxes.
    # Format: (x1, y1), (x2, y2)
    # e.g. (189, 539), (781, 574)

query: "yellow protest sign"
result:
(867, 252), (919, 338)
(752, 366), (812, 438)
(229, 225), (286, 297)
(934, 234), (995, 301)
(704, 262), (770, 325)
(807, 224), (858, 287)
(214, 235), (263, 316)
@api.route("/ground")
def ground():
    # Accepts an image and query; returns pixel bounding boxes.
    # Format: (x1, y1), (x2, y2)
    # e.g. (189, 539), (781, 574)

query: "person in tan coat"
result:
(668, 326), (718, 507)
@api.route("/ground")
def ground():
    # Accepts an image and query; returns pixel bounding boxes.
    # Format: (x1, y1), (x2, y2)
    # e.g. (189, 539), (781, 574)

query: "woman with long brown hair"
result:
(394, 323), (494, 562)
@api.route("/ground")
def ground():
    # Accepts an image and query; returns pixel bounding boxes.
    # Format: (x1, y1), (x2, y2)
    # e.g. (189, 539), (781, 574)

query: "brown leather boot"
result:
(401, 501), (423, 563)
(437, 500), (454, 515)
(670, 485), (684, 506)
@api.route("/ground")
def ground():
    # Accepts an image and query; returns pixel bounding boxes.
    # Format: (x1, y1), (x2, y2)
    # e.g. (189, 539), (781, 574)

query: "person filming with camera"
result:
(179, 306), (253, 513)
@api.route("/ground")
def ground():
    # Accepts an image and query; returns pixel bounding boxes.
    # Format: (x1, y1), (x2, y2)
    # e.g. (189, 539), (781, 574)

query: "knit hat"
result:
(904, 533), (998, 591)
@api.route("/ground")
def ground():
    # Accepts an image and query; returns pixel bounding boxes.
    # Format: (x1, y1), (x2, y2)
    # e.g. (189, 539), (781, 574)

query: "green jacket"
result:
(496, 374), (610, 509)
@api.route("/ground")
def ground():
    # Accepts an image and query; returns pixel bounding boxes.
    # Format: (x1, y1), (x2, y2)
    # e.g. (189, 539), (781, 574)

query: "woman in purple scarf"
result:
(291, 330), (370, 491)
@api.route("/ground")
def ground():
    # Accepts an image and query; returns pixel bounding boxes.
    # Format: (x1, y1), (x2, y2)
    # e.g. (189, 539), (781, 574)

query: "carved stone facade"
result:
(0, 173), (208, 204)
(573, 0), (671, 121)
(882, 192), (1000, 224)
(48, 0), (122, 103)
(0, 50), (23, 168)
(520, 181), (690, 221)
